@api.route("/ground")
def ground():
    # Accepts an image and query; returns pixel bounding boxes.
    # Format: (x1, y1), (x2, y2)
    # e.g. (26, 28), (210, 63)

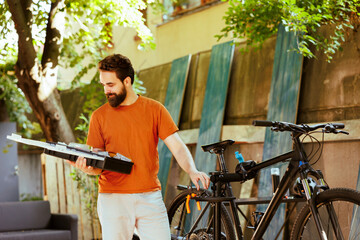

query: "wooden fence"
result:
(41, 154), (101, 240)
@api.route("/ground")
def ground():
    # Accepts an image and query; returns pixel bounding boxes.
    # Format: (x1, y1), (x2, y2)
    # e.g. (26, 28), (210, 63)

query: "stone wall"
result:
(138, 27), (360, 205)
(298, 25), (360, 123)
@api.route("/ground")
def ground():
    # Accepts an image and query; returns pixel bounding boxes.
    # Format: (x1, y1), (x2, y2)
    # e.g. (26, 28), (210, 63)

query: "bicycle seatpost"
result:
(214, 149), (228, 173)
(212, 149), (241, 240)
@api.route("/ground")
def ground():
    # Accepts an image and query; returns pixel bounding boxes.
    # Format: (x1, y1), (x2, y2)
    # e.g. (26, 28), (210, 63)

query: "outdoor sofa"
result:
(0, 200), (77, 240)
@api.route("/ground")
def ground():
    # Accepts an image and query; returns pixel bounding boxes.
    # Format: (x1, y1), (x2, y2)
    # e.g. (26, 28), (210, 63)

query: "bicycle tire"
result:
(290, 188), (360, 240)
(168, 190), (236, 240)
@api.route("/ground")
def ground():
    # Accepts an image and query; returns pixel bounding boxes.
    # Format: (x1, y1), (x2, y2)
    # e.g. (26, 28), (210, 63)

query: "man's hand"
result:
(66, 156), (102, 175)
(189, 170), (210, 190)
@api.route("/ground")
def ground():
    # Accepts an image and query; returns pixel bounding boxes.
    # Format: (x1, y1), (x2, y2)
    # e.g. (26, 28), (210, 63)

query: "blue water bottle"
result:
(235, 151), (244, 163)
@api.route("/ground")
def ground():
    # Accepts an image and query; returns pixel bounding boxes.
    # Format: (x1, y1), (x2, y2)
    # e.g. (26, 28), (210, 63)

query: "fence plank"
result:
(256, 23), (303, 239)
(44, 154), (59, 213)
(43, 155), (101, 240)
(57, 159), (67, 213)
(188, 41), (234, 226)
(194, 41), (234, 174)
(158, 54), (191, 198)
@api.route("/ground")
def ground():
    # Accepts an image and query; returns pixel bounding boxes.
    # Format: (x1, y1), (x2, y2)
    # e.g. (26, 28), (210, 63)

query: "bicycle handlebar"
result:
(210, 173), (246, 183)
(252, 120), (275, 127)
(252, 120), (348, 135)
(211, 169), (258, 183)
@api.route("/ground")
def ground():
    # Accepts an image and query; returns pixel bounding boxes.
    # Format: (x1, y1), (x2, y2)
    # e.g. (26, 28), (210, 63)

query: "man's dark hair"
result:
(98, 54), (135, 84)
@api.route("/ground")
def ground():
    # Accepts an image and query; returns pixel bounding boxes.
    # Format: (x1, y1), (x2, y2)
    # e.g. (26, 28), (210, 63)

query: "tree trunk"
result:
(0, 98), (9, 122)
(7, 0), (75, 143)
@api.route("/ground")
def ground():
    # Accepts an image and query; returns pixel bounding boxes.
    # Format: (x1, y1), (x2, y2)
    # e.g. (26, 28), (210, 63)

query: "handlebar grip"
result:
(332, 123), (345, 129)
(252, 120), (274, 127)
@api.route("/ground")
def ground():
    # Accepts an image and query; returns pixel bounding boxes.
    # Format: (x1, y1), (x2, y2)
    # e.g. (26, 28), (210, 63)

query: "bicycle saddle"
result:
(201, 139), (235, 153)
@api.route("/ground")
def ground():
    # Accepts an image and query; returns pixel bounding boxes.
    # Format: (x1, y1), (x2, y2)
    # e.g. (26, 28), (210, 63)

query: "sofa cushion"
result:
(0, 201), (51, 232)
(0, 229), (71, 240)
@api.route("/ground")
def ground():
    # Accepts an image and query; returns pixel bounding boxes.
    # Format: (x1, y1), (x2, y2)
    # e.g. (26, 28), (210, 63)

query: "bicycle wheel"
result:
(290, 188), (360, 240)
(168, 190), (236, 240)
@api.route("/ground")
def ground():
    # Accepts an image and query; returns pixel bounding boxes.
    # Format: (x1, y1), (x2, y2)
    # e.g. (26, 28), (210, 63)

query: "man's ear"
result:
(123, 76), (132, 86)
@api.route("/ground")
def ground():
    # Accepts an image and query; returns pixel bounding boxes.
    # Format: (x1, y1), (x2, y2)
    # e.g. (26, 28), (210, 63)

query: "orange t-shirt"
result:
(86, 96), (178, 193)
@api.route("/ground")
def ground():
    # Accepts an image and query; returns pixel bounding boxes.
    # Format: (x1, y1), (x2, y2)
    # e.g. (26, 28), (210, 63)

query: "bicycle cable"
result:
(301, 133), (315, 160)
(299, 131), (323, 165)
(309, 130), (325, 166)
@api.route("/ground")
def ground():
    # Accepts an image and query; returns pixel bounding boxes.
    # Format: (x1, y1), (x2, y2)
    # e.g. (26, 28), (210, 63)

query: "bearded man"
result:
(67, 54), (210, 240)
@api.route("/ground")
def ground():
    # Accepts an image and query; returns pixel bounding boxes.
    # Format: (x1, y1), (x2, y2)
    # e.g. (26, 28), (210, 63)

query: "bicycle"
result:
(167, 120), (360, 240)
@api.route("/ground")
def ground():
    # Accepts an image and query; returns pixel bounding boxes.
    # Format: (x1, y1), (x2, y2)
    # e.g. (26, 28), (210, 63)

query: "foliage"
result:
(0, 62), (41, 137)
(70, 169), (99, 217)
(0, 0), (155, 225)
(0, 0), (158, 137)
(0, 2), (16, 65)
(0, 1), (33, 135)
(217, 0), (360, 62)
(20, 193), (43, 202)
(74, 72), (106, 143)
(61, 0), (159, 87)
(173, 0), (190, 7)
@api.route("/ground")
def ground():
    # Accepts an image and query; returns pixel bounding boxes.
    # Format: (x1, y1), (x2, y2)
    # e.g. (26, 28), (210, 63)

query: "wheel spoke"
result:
(168, 190), (236, 240)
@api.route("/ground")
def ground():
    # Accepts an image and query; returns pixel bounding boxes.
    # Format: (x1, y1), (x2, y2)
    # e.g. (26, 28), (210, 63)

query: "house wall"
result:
(18, 153), (43, 200)
(298, 25), (360, 123)
(110, 2), (234, 71)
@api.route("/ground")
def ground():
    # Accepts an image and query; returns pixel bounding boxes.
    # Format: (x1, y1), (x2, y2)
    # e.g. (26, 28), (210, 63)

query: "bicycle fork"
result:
(300, 169), (345, 240)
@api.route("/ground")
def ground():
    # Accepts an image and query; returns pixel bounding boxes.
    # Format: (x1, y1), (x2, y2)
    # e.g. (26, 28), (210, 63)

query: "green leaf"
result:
(218, 0), (360, 61)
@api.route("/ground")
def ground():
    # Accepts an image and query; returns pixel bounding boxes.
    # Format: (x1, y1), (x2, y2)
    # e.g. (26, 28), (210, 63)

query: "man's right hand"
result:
(66, 156), (102, 175)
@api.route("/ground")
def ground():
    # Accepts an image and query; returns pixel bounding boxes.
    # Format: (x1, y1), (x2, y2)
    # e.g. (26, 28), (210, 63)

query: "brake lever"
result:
(337, 130), (349, 135)
(326, 129), (350, 135)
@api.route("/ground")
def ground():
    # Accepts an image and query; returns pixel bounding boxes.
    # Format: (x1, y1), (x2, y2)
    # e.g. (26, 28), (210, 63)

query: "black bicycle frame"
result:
(211, 134), (309, 240)
(206, 150), (297, 240)
(252, 135), (312, 239)
(193, 133), (331, 240)
(250, 152), (300, 240)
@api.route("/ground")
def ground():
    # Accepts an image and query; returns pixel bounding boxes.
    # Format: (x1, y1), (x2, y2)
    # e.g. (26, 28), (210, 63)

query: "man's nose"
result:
(104, 86), (111, 94)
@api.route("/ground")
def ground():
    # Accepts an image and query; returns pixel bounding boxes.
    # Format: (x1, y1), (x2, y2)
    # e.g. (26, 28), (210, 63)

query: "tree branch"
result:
(42, 0), (65, 68)
(20, 0), (32, 26)
(6, 0), (37, 69)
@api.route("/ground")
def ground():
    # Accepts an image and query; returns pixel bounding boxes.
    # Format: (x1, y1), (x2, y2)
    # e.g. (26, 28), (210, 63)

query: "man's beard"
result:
(106, 89), (127, 107)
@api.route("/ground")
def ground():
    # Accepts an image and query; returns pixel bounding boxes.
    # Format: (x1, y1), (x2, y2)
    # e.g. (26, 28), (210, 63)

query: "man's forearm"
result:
(164, 133), (197, 174)
(172, 145), (198, 174)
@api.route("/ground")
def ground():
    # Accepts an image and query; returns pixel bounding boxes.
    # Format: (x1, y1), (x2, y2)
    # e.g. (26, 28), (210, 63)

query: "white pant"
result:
(97, 191), (171, 240)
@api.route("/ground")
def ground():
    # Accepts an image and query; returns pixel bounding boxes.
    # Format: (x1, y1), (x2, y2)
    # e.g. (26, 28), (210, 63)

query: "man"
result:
(67, 54), (210, 240)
